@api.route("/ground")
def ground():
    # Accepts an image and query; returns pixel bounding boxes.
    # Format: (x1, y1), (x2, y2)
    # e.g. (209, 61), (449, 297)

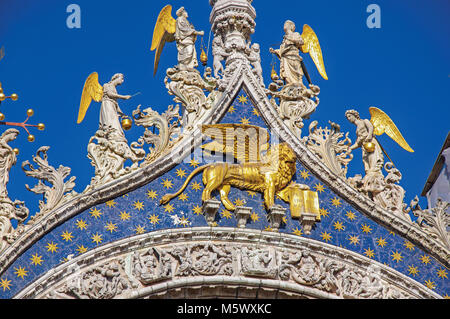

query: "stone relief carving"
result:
(35, 238), (425, 299)
(22, 146), (77, 221)
(47, 259), (134, 299)
(240, 246), (277, 278)
(168, 243), (234, 277)
(131, 248), (172, 285)
(305, 121), (353, 178)
(278, 249), (407, 299)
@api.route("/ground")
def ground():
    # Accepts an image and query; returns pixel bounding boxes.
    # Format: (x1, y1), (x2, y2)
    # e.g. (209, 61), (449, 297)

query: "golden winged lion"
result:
(160, 124), (300, 212)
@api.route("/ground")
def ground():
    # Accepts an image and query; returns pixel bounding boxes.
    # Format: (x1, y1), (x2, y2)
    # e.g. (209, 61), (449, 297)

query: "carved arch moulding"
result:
(15, 228), (440, 299)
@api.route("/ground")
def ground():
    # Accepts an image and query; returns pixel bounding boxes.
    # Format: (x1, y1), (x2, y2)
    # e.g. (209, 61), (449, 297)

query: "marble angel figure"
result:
(345, 107), (414, 200)
(151, 5), (204, 74)
(77, 72), (131, 140)
(270, 20), (328, 86)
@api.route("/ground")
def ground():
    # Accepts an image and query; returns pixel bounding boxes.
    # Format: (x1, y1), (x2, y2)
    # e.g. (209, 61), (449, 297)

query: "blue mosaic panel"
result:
(0, 89), (448, 298)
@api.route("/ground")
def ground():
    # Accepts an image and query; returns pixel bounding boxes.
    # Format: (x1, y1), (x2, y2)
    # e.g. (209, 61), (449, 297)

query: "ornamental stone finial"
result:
(209, 0), (262, 89)
(209, 0), (256, 52)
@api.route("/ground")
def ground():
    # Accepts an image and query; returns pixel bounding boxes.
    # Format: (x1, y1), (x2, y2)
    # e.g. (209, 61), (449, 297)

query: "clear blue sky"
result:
(0, 0), (449, 218)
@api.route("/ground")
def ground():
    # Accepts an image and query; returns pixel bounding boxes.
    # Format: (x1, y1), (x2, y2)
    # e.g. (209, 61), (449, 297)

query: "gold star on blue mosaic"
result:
(391, 250), (403, 263)
(364, 248), (375, 258)
(61, 230), (74, 242)
(76, 219), (88, 230)
(89, 208), (102, 219)
(292, 228), (303, 236)
(133, 200), (144, 211)
(14, 266), (28, 280)
(348, 235), (360, 246)
(0, 278), (11, 291)
(331, 197), (342, 207)
(119, 211), (131, 221)
(321, 232), (332, 242)
(191, 181), (202, 191)
(408, 265), (419, 277)
(192, 205), (202, 215)
(314, 183), (325, 193)
(220, 210), (233, 219)
(30, 253), (43, 266)
(237, 94), (248, 104)
(105, 222), (118, 233)
(176, 168), (187, 178)
(164, 203), (175, 213)
(105, 200), (116, 208)
(161, 178), (173, 189)
(135, 225), (146, 234)
(146, 189), (158, 200)
(376, 237), (387, 247)
(425, 280), (436, 290)
(333, 221), (345, 231)
(148, 214), (160, 225)
(45, 242), (58, 253)
(91, 233), (103, 245)
(76, 245), (88, 255)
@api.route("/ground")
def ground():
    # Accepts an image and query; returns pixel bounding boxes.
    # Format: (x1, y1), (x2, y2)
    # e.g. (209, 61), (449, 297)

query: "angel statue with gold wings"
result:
(77, 72), (131, 139)
(345, 107), (414, 193)
(270, 21), (328, 86)
(76, 72), (145, 188)
(151, 5), (204, 75)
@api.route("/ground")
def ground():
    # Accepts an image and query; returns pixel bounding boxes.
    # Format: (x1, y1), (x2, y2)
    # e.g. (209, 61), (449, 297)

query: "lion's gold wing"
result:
(151, 5), (176, 76)
(300, 24), (328, 80)
(369, 107), (414, 153)
(201, 123), (270, 163)
(77, 72), (103, 124)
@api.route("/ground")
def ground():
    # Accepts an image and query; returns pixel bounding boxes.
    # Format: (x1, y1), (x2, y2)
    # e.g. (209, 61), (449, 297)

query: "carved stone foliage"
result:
(21, 146), (77, 220)
(305, 121), (353, 179)
(0, 129), (29, 253)
(132, 104), (182, 164)
(267, 79), (321, 138)
(85, 125), (145, 190)
(34, 238), (432, 299)
(409, 198), (450, 251)
(165, 67), (219, 131)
